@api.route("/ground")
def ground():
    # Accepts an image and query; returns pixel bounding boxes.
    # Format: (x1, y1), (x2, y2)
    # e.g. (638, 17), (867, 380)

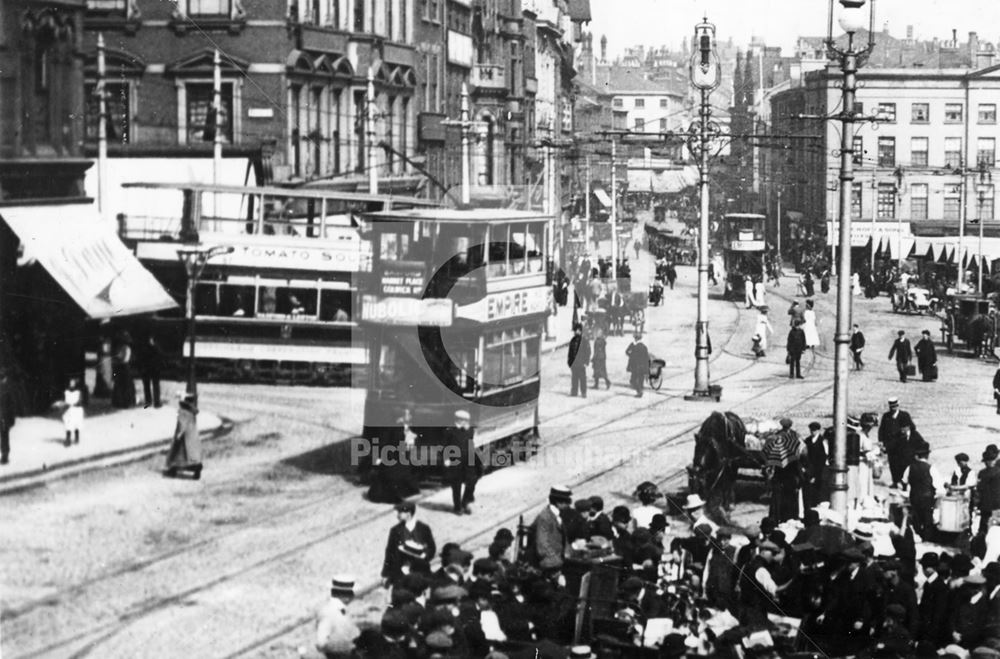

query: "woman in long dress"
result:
(165, 393), (202, 478)
(111, 332), (137, 409)
(753, 307), (774, 356)
(802, 300), (820, 351)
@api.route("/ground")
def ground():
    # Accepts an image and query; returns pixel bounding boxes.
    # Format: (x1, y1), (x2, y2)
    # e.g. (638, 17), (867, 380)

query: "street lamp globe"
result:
(828, 0), (875, 44)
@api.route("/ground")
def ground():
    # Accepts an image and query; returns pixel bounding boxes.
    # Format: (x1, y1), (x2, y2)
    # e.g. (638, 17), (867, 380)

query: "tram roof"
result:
(363, 208), (551, 224)
(120, 182), (440, 205)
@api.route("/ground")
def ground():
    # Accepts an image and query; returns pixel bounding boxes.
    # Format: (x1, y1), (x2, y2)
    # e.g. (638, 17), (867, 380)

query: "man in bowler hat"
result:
(568, 324), (590, 397)
(889, 330), (914, 383)
(382, 501), (436, 586)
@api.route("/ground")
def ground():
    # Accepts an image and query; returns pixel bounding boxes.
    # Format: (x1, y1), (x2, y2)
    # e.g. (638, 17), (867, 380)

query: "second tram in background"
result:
(358, 206), (549, 467)
(719, 213), (766, 301)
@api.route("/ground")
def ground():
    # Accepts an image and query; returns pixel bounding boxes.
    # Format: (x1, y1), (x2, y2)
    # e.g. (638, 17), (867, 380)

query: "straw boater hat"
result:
(399, 539), (426, 559)
(549, 485), (573, 502)
(683, 494), (707, 510)
(330, 575), (355, 598)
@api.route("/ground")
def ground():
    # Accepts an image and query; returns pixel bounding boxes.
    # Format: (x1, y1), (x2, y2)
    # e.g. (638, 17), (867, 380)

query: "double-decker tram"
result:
(121, 182), (437, 384)
(358, 207), (549, 467)
(719, 212), (766, 301)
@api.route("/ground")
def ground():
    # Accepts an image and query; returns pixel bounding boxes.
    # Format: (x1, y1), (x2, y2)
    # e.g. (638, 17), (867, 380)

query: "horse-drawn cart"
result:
(940, 293), (997, 358)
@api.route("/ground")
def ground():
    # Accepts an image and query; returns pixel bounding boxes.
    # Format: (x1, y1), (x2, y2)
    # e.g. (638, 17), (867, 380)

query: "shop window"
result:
(320, 289), (352, 322)
(219, 284), (255, 316)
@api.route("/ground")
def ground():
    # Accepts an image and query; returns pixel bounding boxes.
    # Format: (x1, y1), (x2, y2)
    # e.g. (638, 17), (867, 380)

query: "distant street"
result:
(2, 260), (998, 658)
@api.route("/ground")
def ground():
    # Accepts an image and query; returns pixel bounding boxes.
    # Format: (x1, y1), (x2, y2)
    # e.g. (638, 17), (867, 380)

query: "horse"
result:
(689, 411), (748, 518)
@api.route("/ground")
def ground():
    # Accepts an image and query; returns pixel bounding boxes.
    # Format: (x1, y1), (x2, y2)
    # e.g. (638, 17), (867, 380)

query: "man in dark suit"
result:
(849, 324), (866, 370)
(879, 398), (916, 488)
(889, 329), (913, 383)
(786, 320), (806, 379)
(802, 421), (830, 509)
(993, 367), (1000, 414)
(586, 496), (614, 539)
(977, 445), (1000, 536)
(527, 486), (572, 573)
(567, 324), (590, 398)
(625, 333), (650, 397)
(902, 441), (940, 540)
(817, 547), (878, 653)
(381, 502), (436, 587)
(882, 560), (919, 638)
(914, 329), (937, 382)
(444, 409), (481, 515)
(917, 552), (949, 646)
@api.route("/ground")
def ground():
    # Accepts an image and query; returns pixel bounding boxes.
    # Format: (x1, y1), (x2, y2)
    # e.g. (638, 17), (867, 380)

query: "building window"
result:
(87, 0), (126, 11)
(911, 137), (928, 167)
(612, 98), (622, 108)
(911, 103), (929, 123)
(910, 183), (928, 220)
(851, 181), (862, 219)
(876, 102), (896, 122)
(331, 88), (342, 173)
(979, 103), (997, 124)
(852, 101), (863, 116)
(944, 137), (962, 169)
(187, 0), (230, 15)
(634, 98), (644, 108)
(84, 81), (130, 143)
(185, 81), (234, 143)
(978, 185), (995, 221)
(311, 86), (323, 175)
(659, 118), (667, 132)
(944, 183), (961, 221)
(878, 136), (895, 167)
(877, 182), (896, 218)
(659, 98), (667, 108)
(852, 135), (864, 165)
(634, 118), (644, 131)
(978, 137), (995, 168)
(945, 103), (963, 123)
(354, 0), (365, 31)
(423, 0), (439, 21)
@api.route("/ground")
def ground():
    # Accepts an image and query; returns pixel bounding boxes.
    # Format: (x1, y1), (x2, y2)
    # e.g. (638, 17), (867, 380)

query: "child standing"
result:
(62, 378), (84, 447)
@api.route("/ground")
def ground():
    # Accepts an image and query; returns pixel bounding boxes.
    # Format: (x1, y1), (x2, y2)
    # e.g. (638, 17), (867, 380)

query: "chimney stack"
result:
(970, 32), (979, 64)
(952, 28), (958, 46)
(906, 25), (913, 40)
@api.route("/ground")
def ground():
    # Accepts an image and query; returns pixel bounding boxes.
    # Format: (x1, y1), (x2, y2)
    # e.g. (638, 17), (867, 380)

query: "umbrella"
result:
(799, 524), (855, 556)
(762, 432), (801, 468)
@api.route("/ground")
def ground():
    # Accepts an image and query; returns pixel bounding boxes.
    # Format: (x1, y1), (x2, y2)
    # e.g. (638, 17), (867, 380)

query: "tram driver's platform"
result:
(0, 396), (225, 494)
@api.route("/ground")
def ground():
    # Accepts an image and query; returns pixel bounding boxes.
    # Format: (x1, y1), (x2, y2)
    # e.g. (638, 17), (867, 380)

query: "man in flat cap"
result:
(444, 409), (481, 515)
(527, 486), (572, 574)
(382, 502), (437, 587)
(902, 440), (944, 540)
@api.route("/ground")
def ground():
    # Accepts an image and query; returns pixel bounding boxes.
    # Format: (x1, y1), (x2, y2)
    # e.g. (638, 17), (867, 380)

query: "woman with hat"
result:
(164, 393), (202, 479)
(753, 306), (773, 357)
(632, 481), (662, 529)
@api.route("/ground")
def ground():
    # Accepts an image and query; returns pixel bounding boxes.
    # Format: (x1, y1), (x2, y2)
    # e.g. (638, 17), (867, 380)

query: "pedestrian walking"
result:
(914, 330), (937, 382)
(708, 261), (717, 286)
(61, 377), (84, 447)
(804, 271), (815, 297)
(889, 330), (914, 383)
(851, 272), (861, 296)
(526, 485), (572, 572)
(879, 397), (915, 488)
(901, 440), (942, 540)
(764, 418), (803, 522)
(787, 320), (806, 379)
(164, 393), (202, 479)
(788, 300), (805, 328)
(753, 307), (773, 357)
(754, 277), (766, 309)
(820, 270), (831, 294)
(744, 274), (755, 309)
(849, 324), (866, 370)
(665, 262), (677, 289)
(568, 324), (590, 397)
(634, 238), (641, 259)
(802, 299), (820, 351)
(0, 370), (15, 465)
(367, 408), (421, 504)
(444, 409), (480, 515)
(381, 501), (436, 587)
(803, 421), (830, 509)
(977, 444), (1000, 537)
(592, 332), (610, 390)
(625, 332), (650, 397)
(137, 334), (165, 408)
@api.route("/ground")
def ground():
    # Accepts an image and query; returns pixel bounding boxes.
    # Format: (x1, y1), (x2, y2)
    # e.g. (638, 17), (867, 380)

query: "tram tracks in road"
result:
(8, 296), (815, 658)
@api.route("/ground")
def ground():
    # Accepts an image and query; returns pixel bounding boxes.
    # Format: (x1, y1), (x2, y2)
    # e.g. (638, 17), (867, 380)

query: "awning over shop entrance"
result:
(1, 203), (178, 318)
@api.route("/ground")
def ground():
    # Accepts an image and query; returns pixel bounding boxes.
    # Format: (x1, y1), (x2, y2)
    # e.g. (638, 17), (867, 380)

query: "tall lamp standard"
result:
(826, 0), (877, 521)
(177, 245), (235, 400)
(684, 17), (721, 402)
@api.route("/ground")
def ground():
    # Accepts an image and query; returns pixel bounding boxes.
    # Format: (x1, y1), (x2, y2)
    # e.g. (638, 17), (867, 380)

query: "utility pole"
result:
(958, 157), (967, 291)
(584, 154), (591, 250)
(97, 33), (108, 222)
(442, 83), (484, 206)
(977, 165), (992, 294)
(212, 49), (222, 214)
(776, 187), (782, 259)
(610, 137), (618, 280)
(367, 66), (378, 195)
(684, 17), (720, 402)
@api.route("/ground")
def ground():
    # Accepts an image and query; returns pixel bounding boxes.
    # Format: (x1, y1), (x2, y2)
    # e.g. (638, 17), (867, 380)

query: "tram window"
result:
(503, 340), (520, 380)
(194, 283), (219, 316)
(526, 224), (543, 272)
(219, 284), (255, 317)
(488, 224), (508, 277)
(524, 334), (540, 378)
(275, 288), (318, 317)
(320, 289), (352, 322)
(510, 228), (527, 274)
(483, 337), (503, 388)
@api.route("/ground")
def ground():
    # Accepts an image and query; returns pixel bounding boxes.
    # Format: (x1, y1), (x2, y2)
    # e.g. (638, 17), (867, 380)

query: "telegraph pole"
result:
(212, 49), (222, 199)
(584, 154), (592, 249)
(367, 66), (378, 195)
(96, 33), (109, 222)
(610, 138), (618, 279)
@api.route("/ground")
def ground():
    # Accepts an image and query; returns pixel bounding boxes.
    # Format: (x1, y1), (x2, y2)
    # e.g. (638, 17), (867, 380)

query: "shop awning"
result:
(593, 188), (612, 208)
(1, 203), (178, 319)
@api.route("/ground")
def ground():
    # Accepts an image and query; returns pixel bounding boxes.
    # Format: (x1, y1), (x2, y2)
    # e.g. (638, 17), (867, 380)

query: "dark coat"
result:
(822, 566), (878, 638)
(993, 369), (1000, 399)
(948, 587), (988, 647)
(787, 327), (807, 355)
(914, 338), (937, 373)
(588, 513), (614, 540)
(568, 333), (590, 369)
(977, 463), (1000, 513)
(884, 580), (920, 637)
(704, 545), (739, 612)
(381, 520), (437, 580)
(625, 340), (649, 372)
(850, 330), (866, 352)
(878, 410), (915, 448)
(443, 425), (480, 481)
(918, 575), (949, 645)
(888, 338), (913, 364)
(527, 506), (565, 570)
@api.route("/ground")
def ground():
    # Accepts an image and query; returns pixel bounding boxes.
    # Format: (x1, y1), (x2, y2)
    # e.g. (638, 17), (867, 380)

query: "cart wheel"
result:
(649, 372), (663, 390)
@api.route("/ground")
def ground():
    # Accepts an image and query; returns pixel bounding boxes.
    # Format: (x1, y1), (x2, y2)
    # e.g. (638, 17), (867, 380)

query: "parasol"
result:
(762, 432), (801, 468)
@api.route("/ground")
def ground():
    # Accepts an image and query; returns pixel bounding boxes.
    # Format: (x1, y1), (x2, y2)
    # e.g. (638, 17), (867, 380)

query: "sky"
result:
(589, 0), (1000, 59)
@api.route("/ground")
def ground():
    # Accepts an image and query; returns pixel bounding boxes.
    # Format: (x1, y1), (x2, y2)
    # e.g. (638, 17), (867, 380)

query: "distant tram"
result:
(358, 207), (548, 466)
(719, 213), (766, 301)
(121, 182), (437, 384)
